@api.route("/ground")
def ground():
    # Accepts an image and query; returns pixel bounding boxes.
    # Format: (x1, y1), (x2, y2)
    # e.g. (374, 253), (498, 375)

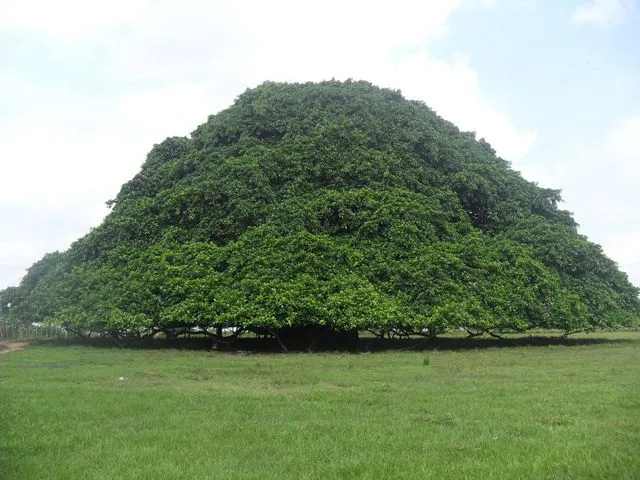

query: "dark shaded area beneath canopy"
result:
(23, 330), (639, 353)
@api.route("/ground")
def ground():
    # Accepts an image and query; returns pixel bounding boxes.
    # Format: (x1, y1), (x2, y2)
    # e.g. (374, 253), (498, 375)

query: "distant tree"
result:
(0, 286), (18, 322)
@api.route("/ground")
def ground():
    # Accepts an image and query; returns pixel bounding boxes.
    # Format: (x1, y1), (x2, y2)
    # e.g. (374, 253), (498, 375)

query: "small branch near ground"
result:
(560, 329), (588, 340)
(109, 334), (126, 348)
(465, 328), (483, 338)
(141, 329), (160, 339)
(391, 327), (422, 338)
(268, 328), (289, 352)
(485, 330), (505, 340)
(211, 327), (245, 344)
(365, 329), (388, 339)
(64, 327), (87, 339)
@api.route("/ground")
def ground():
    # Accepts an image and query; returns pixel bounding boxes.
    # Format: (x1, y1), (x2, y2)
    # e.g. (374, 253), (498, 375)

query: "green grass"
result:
(1, 332), (639, 479)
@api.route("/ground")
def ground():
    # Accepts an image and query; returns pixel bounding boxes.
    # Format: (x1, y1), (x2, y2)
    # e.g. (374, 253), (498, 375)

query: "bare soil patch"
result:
(0, 340), (28, 354)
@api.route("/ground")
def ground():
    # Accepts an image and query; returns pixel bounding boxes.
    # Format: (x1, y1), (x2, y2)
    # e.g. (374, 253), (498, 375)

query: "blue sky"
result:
(1, 0), (639, 289)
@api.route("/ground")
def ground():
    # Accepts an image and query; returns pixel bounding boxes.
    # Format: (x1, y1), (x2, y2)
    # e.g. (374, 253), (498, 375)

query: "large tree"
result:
(6, 80), (640, 347)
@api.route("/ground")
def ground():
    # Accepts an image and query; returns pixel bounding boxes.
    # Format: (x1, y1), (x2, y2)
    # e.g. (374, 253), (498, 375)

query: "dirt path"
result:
(0, 340), (28, 354)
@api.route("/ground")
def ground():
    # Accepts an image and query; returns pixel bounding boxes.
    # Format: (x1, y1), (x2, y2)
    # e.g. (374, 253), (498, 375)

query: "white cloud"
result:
(387, 53), (537, 161)
(602, 231), (640, 266)
(572, 0), (638, 25)
(601, 230), (640, 287)
(600, 117), (640, 285)
(102, 1), (535, 161)
(520, 116), (640, 286)
(0, 0), (147, 39)
(605, 116), (640, 161)
(613, 73), (636, 95)
(101, 0), (462, 85)
(0, 0), (536, 289)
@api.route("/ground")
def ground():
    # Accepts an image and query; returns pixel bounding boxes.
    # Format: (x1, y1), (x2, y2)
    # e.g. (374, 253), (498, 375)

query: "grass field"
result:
(1, 332), (639, 479)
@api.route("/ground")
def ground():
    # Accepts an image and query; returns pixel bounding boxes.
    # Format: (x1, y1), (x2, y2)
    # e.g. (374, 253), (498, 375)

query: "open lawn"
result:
(1, 332), (639, 479)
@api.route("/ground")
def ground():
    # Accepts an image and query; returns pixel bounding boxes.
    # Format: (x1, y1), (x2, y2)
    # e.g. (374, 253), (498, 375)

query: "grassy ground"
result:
(1, 332), (639, 479)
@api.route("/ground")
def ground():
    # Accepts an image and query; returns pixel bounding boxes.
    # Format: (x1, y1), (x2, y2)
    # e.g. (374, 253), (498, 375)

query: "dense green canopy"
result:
(2, 80), (639, 341)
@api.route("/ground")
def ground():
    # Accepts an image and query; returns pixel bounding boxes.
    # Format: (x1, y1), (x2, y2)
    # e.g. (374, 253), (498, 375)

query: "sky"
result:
(0, 0), (639, 289)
